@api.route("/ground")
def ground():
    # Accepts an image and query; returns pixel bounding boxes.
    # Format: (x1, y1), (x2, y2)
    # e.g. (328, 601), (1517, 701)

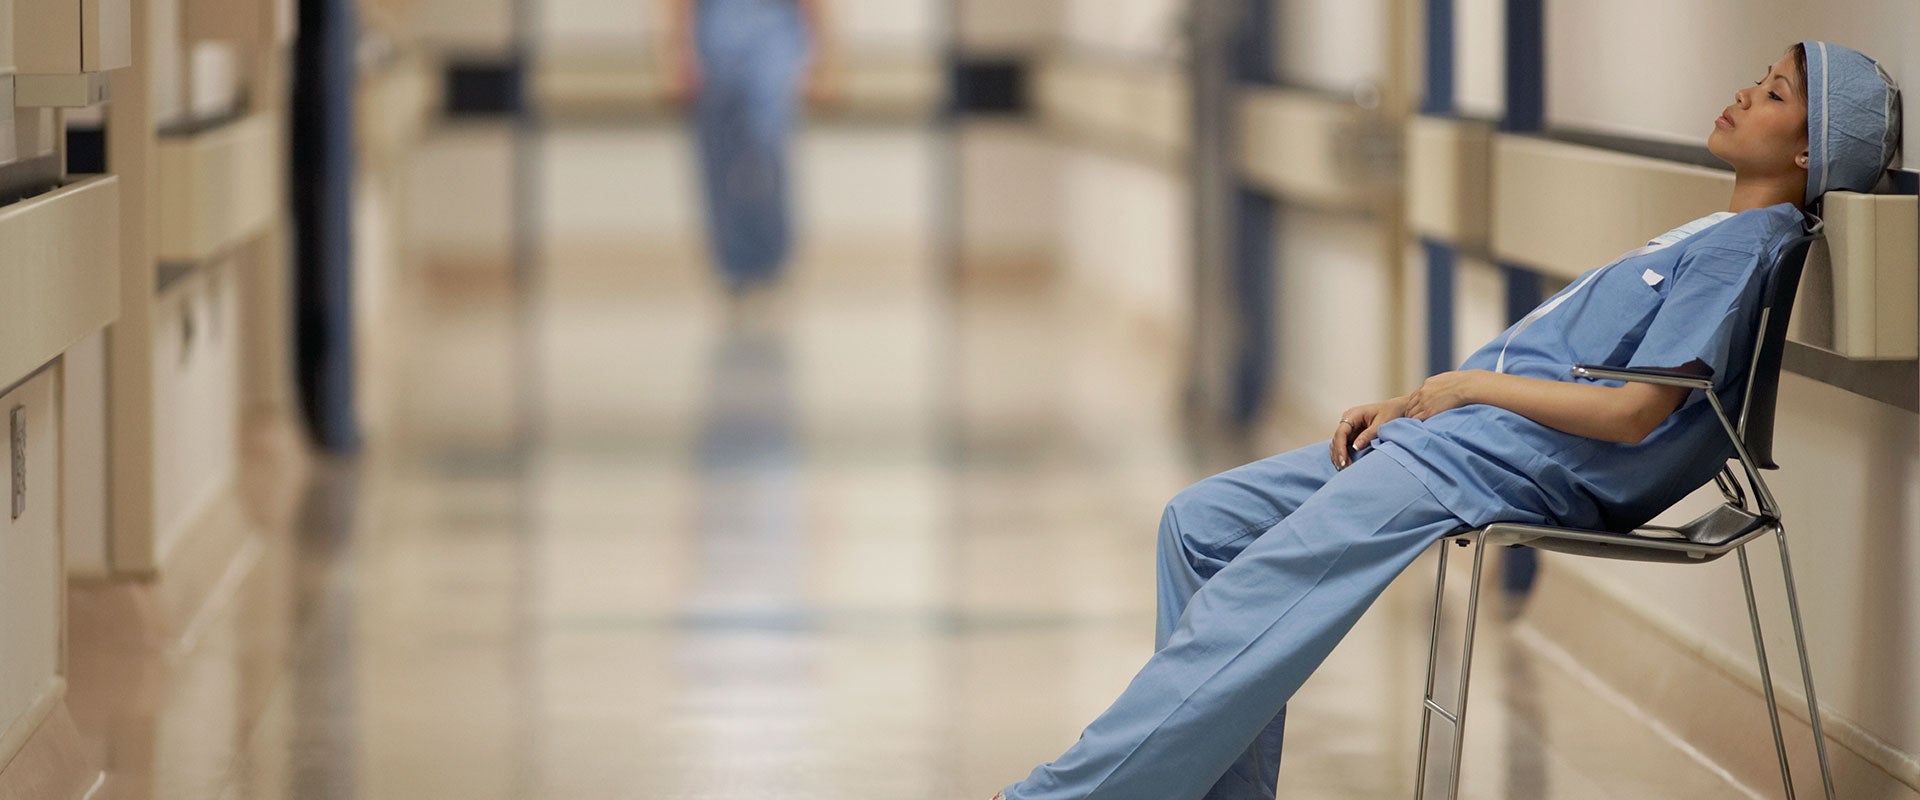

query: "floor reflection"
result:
(680, 314), (815, 796)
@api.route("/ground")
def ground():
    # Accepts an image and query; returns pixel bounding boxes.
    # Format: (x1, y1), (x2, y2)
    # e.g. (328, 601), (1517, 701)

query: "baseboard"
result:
(0, 694), (99, 800)
(156, 493), (262, 652)
(1520, 561), (1920, 798)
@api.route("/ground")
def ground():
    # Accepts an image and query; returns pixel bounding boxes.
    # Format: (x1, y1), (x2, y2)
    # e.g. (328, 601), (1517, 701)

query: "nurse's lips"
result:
(1716, 112), (1735, 129)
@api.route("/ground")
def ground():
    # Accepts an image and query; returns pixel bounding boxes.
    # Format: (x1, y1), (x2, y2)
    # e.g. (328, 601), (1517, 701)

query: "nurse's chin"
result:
(1704, 128), (1735, 167)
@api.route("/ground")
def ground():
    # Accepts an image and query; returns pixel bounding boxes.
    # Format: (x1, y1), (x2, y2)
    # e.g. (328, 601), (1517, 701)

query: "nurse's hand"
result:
(1404, 370), (1486, 421)
(803, 59), (842, 109)
(666, 55), (702, 108)
(1332, 395), (1411, 469)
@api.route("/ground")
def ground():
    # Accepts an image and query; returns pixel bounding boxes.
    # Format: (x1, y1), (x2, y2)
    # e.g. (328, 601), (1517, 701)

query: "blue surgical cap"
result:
(1801, 41), (1902, 205)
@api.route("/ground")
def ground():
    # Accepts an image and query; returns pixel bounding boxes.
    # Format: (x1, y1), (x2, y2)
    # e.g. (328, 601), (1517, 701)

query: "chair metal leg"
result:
(1414, 534), (1487, 800)
(1414, 540), (1452, 800)
(1774, 524), (1838, 800)
(1738, 544), (1796, 799)
(1446, 536), (1489, 800)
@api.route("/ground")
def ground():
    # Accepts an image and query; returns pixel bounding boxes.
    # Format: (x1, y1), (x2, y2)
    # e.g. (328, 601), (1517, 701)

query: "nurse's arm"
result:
(663, 0), (697, 101)
(797, 0), (836, 103)
(1409, 368), (1694, 444)
(798, 0), (829, 33)
(664, 0), (693, 50)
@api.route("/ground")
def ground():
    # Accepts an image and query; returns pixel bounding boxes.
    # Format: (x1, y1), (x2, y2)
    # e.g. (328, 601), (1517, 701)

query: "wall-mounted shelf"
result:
(357, 50), (436, 166)
(531, 50), (946, 122)
(0, 175), (120, 390)
(1238, 87), (1393, 212)
(1818, 192), (1918, 360)
(183, 0), (295, 49)
(1490, 134), (1728, 282)
(1034, 52), (1188, 165)
(1405, 115), (1493, 248)
(1489, 133), (1919, 364)
(154, 113), (278, 264)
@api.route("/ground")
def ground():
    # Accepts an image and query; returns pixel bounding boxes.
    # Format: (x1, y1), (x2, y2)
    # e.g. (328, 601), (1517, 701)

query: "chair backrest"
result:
(1736, 230), (1821, 470)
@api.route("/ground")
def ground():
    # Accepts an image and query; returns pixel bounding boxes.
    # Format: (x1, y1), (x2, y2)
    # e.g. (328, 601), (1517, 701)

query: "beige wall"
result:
(540, 0), (652, 49)
(1060, 0), (1181, 56)
(827, 0), (943, 51)
(956, 121), (1059, 273)
(1546, 0), (1917, 168)
(406, 125), (517, 271)
(1530, 0), (1920, 768)
(793, 127), (941, 261)
(956, 0), (1059, 54)
(1272, 208), (1399, 423)
(408, 0), (515, 51)
(1452, 0), (1504, 118)
(1059, 147), (1189, 329)
(0, 0), (14, 71)
(150, 0), (186, 125)
(1276, 0), (1387, 92)
(1, 0), (13, 168)
(537, 127), (699, 252)
(528, 124), (940, 280)
(1048, 0), (1191, 338)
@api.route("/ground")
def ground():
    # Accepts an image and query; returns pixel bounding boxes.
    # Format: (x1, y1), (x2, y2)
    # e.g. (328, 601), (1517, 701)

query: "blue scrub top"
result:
(1374, 203), (1806, 532)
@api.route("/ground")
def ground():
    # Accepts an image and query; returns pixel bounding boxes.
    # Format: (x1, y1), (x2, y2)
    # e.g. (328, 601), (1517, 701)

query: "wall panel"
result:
(1275, 0), (1386, 92)
(1273, 208), (1395, 425)
(1546, 0), (1916, 167)
(1060, 149), (1189, 331)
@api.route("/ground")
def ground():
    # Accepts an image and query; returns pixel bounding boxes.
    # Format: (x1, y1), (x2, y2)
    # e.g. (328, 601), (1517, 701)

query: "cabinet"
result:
(12, 0), (132, 107)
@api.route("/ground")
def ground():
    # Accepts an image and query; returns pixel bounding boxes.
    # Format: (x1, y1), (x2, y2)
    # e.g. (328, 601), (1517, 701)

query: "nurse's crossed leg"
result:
(992, 41), (1901, 800)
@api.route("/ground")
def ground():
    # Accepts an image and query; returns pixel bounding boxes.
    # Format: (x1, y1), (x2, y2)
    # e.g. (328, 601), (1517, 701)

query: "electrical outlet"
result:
(10, 406), (24, 521)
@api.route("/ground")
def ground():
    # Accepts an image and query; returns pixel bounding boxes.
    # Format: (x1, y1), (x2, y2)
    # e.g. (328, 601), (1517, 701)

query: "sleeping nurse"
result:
(992, 41), (1902, 800)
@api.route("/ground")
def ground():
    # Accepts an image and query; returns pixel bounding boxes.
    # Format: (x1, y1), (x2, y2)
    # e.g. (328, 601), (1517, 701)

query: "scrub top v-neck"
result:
(1371, 203), (1806, 533)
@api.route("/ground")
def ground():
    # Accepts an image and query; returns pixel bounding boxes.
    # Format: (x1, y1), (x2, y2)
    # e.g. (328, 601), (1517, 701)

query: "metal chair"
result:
(1413, 229), (1835, 800)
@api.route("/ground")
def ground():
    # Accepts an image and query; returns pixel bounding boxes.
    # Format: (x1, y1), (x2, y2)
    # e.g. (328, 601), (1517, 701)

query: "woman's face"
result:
(1707, 50), (1810, 181)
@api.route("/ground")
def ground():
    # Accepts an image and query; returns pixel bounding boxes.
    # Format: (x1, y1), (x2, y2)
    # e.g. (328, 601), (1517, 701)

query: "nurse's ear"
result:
(1796, 149), (1810, 170)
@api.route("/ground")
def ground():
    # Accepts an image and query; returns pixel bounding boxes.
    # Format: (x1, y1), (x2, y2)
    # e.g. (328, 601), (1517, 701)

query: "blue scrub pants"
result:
(1003, 440), (1470, 800)
(694, 0), (809, 291)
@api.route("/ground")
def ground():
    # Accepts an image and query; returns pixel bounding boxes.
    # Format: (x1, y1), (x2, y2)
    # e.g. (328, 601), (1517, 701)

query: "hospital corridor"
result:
(1, 0), (1917, 798)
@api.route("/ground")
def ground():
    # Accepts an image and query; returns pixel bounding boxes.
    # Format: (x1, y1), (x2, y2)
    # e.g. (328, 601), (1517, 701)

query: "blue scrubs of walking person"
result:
(994, 42), (1900, 800)
(667, 0), (833, 297)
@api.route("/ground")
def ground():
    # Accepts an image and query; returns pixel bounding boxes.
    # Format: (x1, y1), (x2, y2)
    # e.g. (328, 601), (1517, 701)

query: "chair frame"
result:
(1412, 231), (1836, 800)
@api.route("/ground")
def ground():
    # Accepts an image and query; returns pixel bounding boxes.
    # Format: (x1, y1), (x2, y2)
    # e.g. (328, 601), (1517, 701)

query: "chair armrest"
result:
(1574, 363), (1781, 516)
(1570, 363), (1713, 391)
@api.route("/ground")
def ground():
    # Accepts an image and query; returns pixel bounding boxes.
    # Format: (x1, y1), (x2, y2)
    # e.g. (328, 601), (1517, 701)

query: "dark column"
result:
(1499, 0), (1546, 595)
(292, 0), (360, 451)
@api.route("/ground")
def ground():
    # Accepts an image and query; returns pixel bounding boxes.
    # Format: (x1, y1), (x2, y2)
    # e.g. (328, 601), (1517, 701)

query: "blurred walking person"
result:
(666, 0), (832, 301)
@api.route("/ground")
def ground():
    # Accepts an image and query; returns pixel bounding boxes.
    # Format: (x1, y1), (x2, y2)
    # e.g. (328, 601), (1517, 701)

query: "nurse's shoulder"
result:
(1686, 203), (1804, 259)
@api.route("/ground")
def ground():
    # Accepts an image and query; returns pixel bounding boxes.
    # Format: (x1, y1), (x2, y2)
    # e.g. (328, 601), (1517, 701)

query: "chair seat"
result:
(1454, 504), (1777, 564)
